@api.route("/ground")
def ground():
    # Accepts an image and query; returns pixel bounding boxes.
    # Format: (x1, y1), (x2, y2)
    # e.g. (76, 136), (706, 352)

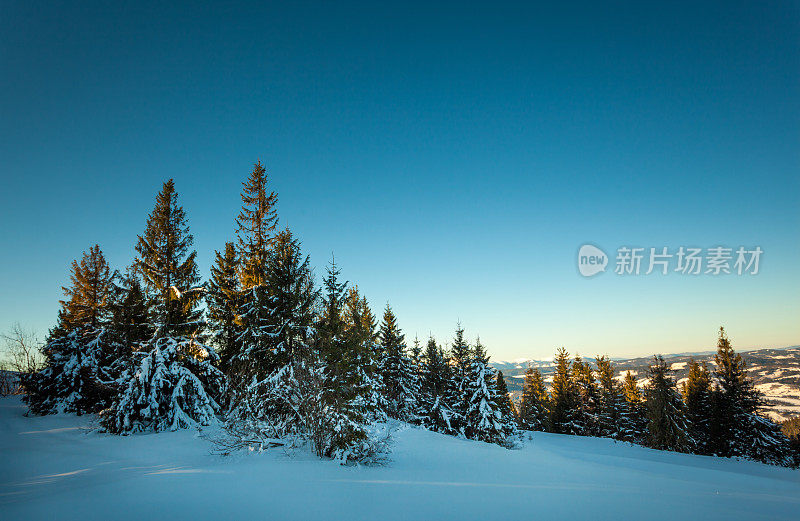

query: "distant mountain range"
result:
(492, 345), (800, 422)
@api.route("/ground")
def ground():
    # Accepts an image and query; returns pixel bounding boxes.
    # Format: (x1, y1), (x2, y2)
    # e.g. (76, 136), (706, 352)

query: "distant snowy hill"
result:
(1, 396), (799, 520)
(494, 346), (800, 422)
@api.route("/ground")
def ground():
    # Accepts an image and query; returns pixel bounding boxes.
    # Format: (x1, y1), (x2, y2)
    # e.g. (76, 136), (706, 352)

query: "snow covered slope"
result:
(1, 397), (799, 521)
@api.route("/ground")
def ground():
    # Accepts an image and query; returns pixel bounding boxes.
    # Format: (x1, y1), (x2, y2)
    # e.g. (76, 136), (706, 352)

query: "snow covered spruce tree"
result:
(709, 327), (794, 466)
(103, 180), (226, 434)
(463, 338), (517, 445)
(643, 356), (691, 452)
(228, 160), (280, 384)
(377, 304), (419, 421)
(448, 324), (473, 434)
(572, 355), (599, 436)
(549, 347), (580, 434)
(517, 365), (549, 431)
(621, 370), (647, 442)
(25, 245), (121, 415)
(228, 229), (319, 440)
(206, 242), (242, 369)
(595, 355), (629, 440)
(419, 336), (457, 434)
(308, 260), (388, 463)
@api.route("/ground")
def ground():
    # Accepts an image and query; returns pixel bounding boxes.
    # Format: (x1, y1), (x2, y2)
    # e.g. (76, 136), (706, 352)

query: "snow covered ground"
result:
(1, 397), (799, 521)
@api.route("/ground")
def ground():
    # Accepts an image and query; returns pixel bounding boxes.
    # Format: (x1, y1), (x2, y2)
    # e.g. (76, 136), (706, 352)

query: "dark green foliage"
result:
(495, 371), (516, 419)
(107, 269), (152, 367)
(25, 247), (122, 415)
(518, 366), (549, 431)
(449, 324), (472, 431)
(419, 336), (456, 434)
(709, 327), (760, 457)
(621, 370), (647, 441)
(206, 242), (242, 367)
(644, 356), (690, 452)
(549, 347), (579, 434)
(595, 356), (627, 440)
(60, 244), (113, 330)
(236, 160), (278, 289)
(378, 304), (418, 421)
(682, 359), (713, 454)
(572, 356), (599, 436)
(134, 179), (203, 338)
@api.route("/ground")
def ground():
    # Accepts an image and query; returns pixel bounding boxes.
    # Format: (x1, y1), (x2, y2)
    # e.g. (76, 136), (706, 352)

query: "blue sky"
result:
(1, 1), (798, 360)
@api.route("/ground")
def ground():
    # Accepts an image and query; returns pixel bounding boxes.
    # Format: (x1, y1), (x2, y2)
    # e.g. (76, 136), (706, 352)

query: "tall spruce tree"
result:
(550, 347), (579, 434)
(709, 327), (759, 457)
(644, 356), (690, 452)
(206, 242), (242, 367)
(464, 338), (516, 444)
(708, 327), (793, 465)
(518, 366), (549, 431)
(595, 355), (627, 439)
(682, 359), (713, 454)
(134, 179), (203, 338)
(572, 355), (599, 436)
(495, 371), (516, 419)
(449, 324), (472, 432)
(26, 247), (119, 415)
(229, 229), (320, 438)
(311, 259), (384, 461)
(377, 305), (418, 421)
(622, 370), (646, 442)
(107, 269), (152, 364)
(60, 244), (113, 329)
(236, 160), (278, 289)
(419, 336), (456, 434)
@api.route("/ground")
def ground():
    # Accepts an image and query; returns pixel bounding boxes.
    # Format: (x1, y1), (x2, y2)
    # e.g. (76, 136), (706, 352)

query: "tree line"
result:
(515, 330), (796, 467)
(17, 161), (796, 466)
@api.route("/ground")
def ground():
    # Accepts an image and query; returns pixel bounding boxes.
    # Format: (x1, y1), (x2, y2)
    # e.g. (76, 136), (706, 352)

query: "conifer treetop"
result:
(236, 160), (279, 289)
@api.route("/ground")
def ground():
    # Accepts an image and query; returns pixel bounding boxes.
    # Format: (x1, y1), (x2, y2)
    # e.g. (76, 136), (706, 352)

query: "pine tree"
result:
(621, 370), (646, 442)
(25, 248), (120, 415)
(410, 336), (423, 368)
(228, 230), (319, 439)
(236, 160), (278, 289)
(419, 336), (457, 434)
(107, 269), (152, 365)
(572, 355), (599, 436)
(26, 327), (118, 415)
(309, 259), (385, 461)
(595, 355), (626, 439)
(206, 242), (242, 367)
(708, 327), (793, 466)
(682, 359), (713, 454)
(449, 324), (472, 433)
(464, 339), (516, 444)
(495, 371), (516, 419)
(644, 356), (690, 452)
(377, 304), (418, 421)
(134, 179), (203, 338)
(103, 337), (227, 433)
(709, 326), (759, 457)
(60, 244), (113, 329)
(518, 366), (549, 431)
(549, 347), (579, 434)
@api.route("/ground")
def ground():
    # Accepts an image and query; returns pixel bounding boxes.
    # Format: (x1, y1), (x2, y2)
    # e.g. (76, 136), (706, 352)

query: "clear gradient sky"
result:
(1, 1), (798, 360)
